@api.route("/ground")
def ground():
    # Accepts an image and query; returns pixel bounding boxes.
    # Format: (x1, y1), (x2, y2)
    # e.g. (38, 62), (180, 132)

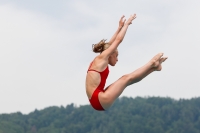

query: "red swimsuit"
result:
(87, 62), (109, 111)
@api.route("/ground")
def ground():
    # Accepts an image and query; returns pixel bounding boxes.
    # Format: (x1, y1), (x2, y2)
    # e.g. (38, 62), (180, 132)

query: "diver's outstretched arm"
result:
(108, 15), (126, 44)
(101, 14), (137, 58)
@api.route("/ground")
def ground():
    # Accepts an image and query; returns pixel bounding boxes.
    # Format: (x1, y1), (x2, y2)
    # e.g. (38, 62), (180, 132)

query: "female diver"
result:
(85, 14), (168, 111)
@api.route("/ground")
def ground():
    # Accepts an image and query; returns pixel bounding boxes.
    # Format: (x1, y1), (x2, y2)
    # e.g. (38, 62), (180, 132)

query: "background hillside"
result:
(0, 96), (200, 133)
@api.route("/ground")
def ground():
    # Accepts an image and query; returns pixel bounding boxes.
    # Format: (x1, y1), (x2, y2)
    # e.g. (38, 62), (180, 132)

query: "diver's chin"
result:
(111, 63), (117, 66)
(109, 62), (117, 66)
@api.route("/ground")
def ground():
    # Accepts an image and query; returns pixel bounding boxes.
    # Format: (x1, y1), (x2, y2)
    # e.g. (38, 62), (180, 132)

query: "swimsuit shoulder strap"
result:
(87, 61), (100, 73)
(87, 69), (100, 73)
(87, 61), (108, 73)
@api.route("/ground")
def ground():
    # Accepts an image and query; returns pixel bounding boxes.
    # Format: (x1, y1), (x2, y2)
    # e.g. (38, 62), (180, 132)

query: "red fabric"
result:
(87, 62), (109, 111)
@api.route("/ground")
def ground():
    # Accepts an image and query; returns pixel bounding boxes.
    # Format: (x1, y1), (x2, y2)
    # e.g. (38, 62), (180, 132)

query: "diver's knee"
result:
(121, 74), (140, 85)
(120, 74), (133, 84)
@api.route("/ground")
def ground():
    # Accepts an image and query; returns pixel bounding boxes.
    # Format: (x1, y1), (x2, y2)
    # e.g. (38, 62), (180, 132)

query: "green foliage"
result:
(0, 97), (200, 133)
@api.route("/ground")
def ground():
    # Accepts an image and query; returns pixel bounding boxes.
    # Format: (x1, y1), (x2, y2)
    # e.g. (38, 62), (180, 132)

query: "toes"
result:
(159, 57), (168, 63)
(161, 57), (168, 62)
(159, 57), (164, 62)
(154, 53), (163, 61)
(163, 57), (168, 62)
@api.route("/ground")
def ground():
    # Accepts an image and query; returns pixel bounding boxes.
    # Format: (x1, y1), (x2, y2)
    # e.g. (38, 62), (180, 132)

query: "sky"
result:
(0, 0), (200, 114)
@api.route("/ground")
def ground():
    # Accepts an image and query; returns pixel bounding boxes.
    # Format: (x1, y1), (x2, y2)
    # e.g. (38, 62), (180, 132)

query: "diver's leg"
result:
(98, 53), (167, 109)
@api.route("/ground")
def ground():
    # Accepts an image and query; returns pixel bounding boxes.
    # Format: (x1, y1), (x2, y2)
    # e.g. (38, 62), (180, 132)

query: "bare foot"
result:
(149, 53), (164, 67)
(148, 53), (168, 71)
(154, 57), (168, 71)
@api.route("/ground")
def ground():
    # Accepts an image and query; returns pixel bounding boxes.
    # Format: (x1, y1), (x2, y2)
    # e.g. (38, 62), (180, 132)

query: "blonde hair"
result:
(92, 39), (110, 53)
